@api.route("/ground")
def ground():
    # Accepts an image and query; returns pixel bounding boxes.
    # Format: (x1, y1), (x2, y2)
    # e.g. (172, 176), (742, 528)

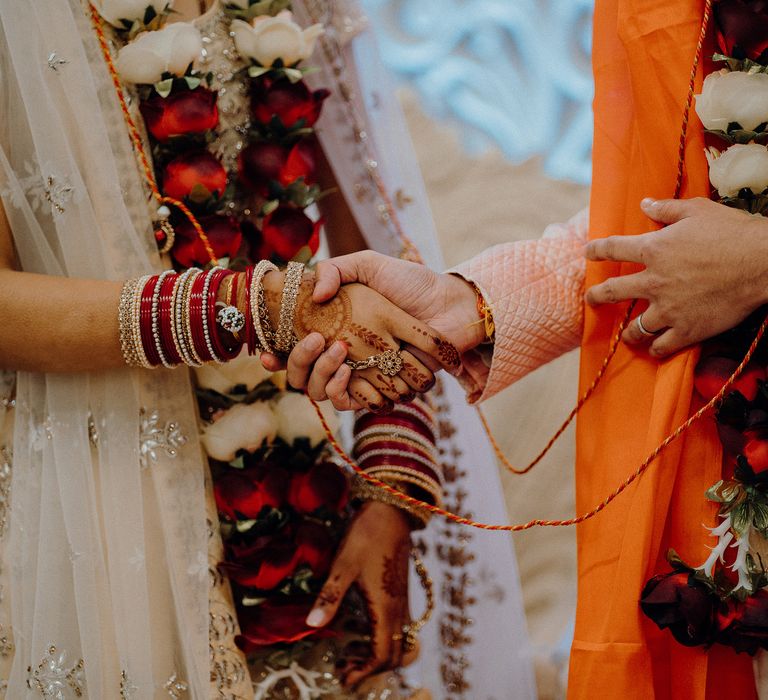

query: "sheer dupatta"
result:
(293, 2), (537, 697)
(0, 2), (209, 697)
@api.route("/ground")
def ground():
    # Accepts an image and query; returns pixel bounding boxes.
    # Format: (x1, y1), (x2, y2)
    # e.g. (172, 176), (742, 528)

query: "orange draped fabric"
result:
(569, 0), (757, 697)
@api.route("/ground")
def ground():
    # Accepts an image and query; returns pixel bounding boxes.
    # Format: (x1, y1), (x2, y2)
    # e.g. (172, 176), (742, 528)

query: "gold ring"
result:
(346, 348), (403, 377)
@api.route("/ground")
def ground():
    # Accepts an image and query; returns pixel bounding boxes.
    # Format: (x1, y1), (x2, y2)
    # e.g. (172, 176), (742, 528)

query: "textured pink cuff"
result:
(450, 208), (588, 403)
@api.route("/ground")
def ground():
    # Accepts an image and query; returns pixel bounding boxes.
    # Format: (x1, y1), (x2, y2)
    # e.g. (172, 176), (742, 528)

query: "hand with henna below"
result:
(263, 270), (463, 411)
(262, 253), (479, 409)
(305, 502), (417, 688)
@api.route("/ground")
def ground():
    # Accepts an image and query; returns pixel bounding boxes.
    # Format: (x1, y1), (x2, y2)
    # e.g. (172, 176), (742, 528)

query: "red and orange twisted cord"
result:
(88, 3), (219, 266)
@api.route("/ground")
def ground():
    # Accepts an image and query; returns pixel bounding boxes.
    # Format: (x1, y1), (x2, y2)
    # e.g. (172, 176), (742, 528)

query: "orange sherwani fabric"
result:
(570, 0), (755, 697)
(454, 0), (761, 696)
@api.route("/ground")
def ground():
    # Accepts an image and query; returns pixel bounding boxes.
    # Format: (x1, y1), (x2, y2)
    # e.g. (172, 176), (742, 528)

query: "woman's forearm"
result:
(0, 269), (125, 372)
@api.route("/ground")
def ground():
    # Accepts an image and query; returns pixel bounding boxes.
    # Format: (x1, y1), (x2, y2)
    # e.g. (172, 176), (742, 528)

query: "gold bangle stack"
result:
(274, 261), (304, 354)
(351, 477), (432, 529)
(250, 260), (278, 353)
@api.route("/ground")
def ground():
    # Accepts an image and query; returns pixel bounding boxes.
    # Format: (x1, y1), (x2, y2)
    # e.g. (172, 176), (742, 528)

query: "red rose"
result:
(294, 520), (335, 577)
(714, 0), (768, 63)
(640, 570), (718, 647)
(744, 434), (768, 472)
(140, 87), (219, 142)
(251, 77), (330, 129)
(162, 150), (227, 202)
(716, 590), (768, 654)
(171, 214), (242, 268)
(214, 465), (290, 521)
(221, 535), (300, 590)
(260, 205), (321, 262)
(288, 461), (348, 515)
(694, 356), (765, 402)
(236, 596), (329, 651)
(239, 140), (317, 196)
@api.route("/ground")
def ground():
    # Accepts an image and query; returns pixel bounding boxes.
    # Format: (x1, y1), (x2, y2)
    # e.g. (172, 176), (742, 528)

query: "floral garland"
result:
(92, 0), (363, 673)
(640, 0), (768, 655)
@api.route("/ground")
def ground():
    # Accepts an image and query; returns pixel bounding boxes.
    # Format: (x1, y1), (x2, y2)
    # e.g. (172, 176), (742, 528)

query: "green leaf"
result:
(241, 595), (267, 607)
(247, 65), (271, 79)
(284, 68), (304, 83)
(706, 480), (726, 502)
(183, 75), (201, 91)
(235, 518), (257, 533)
(732, 503), (753, 536)
(262, 199), (279, 216)
(154, 78), (174, 98)
(753, 501), (768, 531)
(229, 455), (245, 469)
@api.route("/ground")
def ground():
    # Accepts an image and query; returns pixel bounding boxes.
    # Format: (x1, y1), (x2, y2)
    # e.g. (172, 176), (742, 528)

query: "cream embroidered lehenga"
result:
(0, 1), (535, 697)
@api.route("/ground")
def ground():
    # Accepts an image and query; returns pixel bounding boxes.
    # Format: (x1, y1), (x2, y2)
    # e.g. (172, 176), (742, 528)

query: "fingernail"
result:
(333, 365), (349, 381)
(304, 334), (323, 352)
(306, 609), (327, 627)
(329, 342), (346, 360)
(641, 197), (656, 209)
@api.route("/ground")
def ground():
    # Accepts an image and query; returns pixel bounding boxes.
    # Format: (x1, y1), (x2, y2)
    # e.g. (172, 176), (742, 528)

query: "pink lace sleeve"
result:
(449, 208), (588, 403)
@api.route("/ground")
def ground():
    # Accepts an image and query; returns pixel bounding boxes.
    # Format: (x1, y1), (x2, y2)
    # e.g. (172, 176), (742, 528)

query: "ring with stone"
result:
(345, 348), (403, 377)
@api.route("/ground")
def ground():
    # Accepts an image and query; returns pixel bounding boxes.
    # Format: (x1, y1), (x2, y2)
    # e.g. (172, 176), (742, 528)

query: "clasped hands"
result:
(268, 197), (768, 409)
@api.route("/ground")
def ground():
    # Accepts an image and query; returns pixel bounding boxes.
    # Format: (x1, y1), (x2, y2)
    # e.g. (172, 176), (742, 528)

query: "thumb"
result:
(306, 557), (356, 628)
(640, 197), (694, 225)
(313, 260), (344, 303)
(313, 251), (384, 302)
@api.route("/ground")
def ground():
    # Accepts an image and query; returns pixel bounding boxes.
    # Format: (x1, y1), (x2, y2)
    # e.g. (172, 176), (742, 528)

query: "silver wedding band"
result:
(636, 312), (662, 337)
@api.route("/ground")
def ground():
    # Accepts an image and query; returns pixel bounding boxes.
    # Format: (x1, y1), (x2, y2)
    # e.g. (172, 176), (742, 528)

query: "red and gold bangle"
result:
(139, 275), (161, 367)
(208, 268), (240, 362)
(158, 272), (181, 366)
(243, 266), (257, 355)
(189, 269), (213, 362)
(354, 414), (435, 444)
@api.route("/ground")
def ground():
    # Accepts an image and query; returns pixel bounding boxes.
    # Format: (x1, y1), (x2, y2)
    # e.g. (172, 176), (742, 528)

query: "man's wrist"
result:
(444, 273), (488, 353)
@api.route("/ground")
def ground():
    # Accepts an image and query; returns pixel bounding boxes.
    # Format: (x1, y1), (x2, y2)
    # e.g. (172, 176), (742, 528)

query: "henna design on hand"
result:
(436, 338), (461, 368)
(294, 285), (352, 343)
(348, 323), (391, 353)
(402, 361), (434, 392)
(381, 538), (410, 600)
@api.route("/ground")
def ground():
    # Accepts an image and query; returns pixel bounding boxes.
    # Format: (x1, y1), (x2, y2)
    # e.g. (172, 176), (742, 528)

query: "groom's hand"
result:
(264, 253), (481, 409)
(585, 197), (768, 357)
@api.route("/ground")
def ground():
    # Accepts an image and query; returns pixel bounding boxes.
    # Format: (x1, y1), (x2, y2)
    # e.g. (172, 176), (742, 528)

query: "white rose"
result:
(94, 0), (170, 28)
(231, 11), (323, 67)
(194, 347), (272, 395)
(115, 22), (202, 85)
(274, 391), (339, 448)
(695, 70), (768, 133)
(200, 402), (278, 462)
(706, 144), (768, 197)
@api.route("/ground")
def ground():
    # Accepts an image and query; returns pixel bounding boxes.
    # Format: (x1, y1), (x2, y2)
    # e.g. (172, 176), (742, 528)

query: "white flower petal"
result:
(201, 402), (277, 462)
(231, 19), (261, 62)
(708, 143), (768, 197)
(96, 0), (169, 28)
(696, 70), (768, 133)
(232, 14), (322, 66)
(115, 42), (167, 84)
(164, 23), (203, 75)
(274, 392), (338, 447)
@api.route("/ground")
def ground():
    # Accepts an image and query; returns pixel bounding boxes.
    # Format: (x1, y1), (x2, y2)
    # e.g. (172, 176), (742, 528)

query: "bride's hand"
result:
(265, 272), (461, 411)
(263, 253), (480, 409)
(305, 502), (415, 688)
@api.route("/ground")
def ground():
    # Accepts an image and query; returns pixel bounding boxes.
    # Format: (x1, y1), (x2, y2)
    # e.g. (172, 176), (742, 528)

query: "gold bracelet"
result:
(118, 278), (141, 367)
(274, 261), (304, 354)
(393, 552), (434, 652)
(250, 260), (278, 353)
(352, 477), (432, 529)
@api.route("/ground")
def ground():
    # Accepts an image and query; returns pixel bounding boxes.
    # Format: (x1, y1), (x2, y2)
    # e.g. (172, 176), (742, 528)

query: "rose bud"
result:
(250, 77), (330, 129)
(162, 150), (227, 203)
(140, 87), (219, 142)
(640, 570), (718, 646)
(235, 596), (325, 651)
(694, 356), (765, 402)
(294, 520), (335, 577)
(213, 464), (290, 521)
(239, 140), (317, 196)
(716, 590), (768, 655)
(288, 461), (349, 515)
(260, 205), (321, 262)
(220, 536), (299, 590)
(714, 0), (768, 64)
(171, 213), (243, 269)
